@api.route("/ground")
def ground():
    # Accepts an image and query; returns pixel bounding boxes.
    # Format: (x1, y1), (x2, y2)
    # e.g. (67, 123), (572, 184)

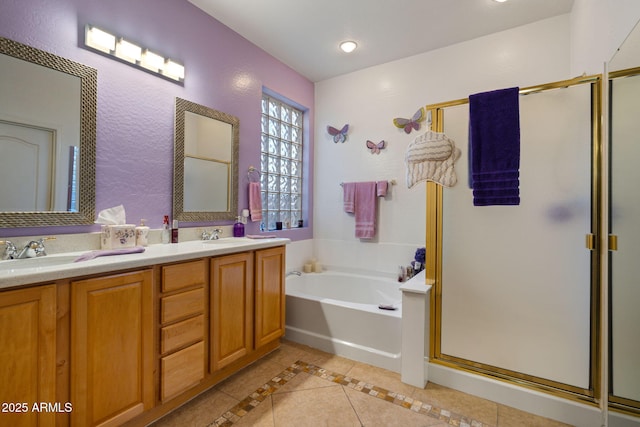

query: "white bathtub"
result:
(285, 270), (402, 372)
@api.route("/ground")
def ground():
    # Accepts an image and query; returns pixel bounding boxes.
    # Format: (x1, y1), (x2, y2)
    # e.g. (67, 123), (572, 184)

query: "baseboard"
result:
(608, 411), (640, 427)
(427, 361), (603, 427)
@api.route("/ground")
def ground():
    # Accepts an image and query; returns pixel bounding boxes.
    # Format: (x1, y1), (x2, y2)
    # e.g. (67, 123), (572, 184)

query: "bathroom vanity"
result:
(0, 238), (287, 427)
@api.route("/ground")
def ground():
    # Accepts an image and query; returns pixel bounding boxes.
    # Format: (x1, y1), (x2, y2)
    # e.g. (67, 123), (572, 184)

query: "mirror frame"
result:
(0, 36), (97, 228)
(173, 97), (239, 222)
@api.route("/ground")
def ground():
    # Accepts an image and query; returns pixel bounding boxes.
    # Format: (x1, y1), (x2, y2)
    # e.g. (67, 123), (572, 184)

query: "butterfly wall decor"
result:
(366, 140), (385, 154)
(327, 124), (349, 143)
(393, 107), (425, 134)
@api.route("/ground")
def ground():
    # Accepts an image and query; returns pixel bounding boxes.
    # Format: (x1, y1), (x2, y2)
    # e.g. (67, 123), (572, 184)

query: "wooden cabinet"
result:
(70, 270), (154, 427)
(255, 246), (286, 348)
(159, 260), (207, 402)
(210, 252), (253, 371)
(0, 285), (56, 427)
(0, 244), (286, 426)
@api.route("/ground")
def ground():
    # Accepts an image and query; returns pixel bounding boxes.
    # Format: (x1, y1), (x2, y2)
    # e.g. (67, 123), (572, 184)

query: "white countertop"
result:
(0, 237), (290, 290)
(399, 270), (433, 294)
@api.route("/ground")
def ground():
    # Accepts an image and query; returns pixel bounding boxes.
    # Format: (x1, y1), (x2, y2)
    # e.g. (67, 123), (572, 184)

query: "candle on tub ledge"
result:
(303, 263), (313, 273)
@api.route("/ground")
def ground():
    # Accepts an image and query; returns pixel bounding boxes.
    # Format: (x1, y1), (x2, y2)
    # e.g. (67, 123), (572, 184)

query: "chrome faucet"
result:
(286, 270), (302, 277)
(1, 237), (55, 259)
(201, 228), (223, 240)
(1, 240), (18, 260)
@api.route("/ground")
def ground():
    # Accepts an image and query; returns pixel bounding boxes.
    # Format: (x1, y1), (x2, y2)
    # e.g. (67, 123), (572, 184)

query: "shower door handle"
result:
(585, 234), (596, 250)
(585, 234), (619, 251)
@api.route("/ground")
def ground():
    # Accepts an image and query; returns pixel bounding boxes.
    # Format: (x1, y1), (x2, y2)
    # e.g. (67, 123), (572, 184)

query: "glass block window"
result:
(260, 94), (304, 231)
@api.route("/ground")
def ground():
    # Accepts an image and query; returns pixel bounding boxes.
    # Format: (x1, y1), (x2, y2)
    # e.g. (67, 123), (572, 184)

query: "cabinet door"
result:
(161, 341), (205, 402)
(255, 246), (285, 348)
(70, 270), (153, 427)
(210, 252), (253, 371)
(0, 285), (56, 427)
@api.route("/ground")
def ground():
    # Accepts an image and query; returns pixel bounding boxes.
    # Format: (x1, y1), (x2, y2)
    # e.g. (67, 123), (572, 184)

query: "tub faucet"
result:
(286, 270), (302, 277)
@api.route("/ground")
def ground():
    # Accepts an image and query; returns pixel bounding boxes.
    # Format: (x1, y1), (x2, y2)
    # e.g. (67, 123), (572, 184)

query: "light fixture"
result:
(140, 49), (164, 72)
(85, 26), (116, 53)
(163, 59), (185, 81)
(84, 25), (185, 83)
(339, 40), (358, 53)
(115, 39), (142, 63)
(493, 0), (508, 2)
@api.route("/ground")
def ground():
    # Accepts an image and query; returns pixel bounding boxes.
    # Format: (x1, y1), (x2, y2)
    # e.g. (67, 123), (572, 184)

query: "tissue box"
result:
(101, 224), (137, 249)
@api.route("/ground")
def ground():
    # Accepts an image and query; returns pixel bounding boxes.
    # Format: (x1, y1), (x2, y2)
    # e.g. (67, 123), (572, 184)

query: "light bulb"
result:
(339, 41), (358, 53)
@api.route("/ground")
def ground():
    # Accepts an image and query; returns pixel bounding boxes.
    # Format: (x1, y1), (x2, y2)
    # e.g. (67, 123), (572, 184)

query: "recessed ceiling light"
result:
(339, 41), (358, 53)
(493, 0), (508, 2)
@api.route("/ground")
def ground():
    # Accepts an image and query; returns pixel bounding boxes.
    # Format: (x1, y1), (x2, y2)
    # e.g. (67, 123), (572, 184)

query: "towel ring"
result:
(247, 166), (260, 183)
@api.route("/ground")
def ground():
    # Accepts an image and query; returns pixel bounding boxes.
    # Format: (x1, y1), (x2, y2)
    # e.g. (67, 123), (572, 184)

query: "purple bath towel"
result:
(469, 87), (520, 206)
(343, 181), (378, 239)
(354, 182), (377, 239)
(343, 182), (356, 213)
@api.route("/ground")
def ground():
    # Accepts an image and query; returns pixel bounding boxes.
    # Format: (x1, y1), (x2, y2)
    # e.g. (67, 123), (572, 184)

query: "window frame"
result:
(260, 93), (305, 231)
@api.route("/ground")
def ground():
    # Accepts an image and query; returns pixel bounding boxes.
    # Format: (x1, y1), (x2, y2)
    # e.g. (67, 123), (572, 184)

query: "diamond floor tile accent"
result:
(206, 361), (493, 427)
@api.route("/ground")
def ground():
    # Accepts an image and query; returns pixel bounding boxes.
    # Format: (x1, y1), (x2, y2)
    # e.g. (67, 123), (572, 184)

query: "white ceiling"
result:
(189, 0), (574, 82)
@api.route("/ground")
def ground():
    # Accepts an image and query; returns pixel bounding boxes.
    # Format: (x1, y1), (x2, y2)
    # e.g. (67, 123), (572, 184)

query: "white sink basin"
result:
(0, 255), (78, 270)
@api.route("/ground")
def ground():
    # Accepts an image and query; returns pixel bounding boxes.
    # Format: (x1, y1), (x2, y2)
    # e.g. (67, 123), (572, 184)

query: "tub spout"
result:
(286, 270), (302, 277)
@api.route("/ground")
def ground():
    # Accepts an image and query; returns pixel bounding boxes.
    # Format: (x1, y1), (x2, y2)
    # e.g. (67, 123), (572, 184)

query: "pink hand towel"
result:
(376, 181), (388, 197)
(249, 182), (263, 222)
(343, 182), (356, 213)
(354, 182), (377, 239)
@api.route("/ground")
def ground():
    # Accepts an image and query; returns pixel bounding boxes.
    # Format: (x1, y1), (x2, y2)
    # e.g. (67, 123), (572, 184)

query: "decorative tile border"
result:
(208, 365), (299, 427)
(208, 360), (494, 427)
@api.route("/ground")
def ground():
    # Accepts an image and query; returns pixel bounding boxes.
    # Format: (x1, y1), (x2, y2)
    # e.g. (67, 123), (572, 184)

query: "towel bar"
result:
(340, 179), (396, 186)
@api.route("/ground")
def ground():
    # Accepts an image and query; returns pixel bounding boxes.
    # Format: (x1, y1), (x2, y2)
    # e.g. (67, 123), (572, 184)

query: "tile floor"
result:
(151, 340), (573, 427)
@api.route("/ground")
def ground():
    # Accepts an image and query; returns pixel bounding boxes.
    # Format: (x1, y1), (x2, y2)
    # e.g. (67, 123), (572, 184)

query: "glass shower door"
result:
(430, 79), (598, 397)
(609, 73), (640, 411)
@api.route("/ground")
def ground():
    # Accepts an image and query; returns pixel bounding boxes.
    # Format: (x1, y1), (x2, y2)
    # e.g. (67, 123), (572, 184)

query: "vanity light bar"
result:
(84, 25), (185, 83)
(115, 38), (142, 64)
(85, 26), (115, 53)
(164, 59), (185, 81)
(141, 49), (164, 72)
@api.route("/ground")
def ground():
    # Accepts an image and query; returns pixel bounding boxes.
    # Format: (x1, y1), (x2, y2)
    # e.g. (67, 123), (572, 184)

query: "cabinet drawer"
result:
(161, 314), (205, 355)
(162, 260), (206, 292)
(161, 287), (204, 324)
(161, 341), (205, 402)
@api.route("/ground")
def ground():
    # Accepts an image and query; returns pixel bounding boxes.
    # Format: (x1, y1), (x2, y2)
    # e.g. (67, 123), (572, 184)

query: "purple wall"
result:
(0, 0), (314, 240)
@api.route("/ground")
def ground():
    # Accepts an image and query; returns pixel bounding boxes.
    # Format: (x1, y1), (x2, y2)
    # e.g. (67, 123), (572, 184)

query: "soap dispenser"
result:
(135, 219), (150, 247)
(161, 215), (170, 244)
(233, 216), (245, 237)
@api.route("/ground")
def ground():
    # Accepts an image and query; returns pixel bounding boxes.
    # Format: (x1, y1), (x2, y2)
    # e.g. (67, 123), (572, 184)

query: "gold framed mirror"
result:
(0, 36), (97, 228)
(173, 97), (239, 222)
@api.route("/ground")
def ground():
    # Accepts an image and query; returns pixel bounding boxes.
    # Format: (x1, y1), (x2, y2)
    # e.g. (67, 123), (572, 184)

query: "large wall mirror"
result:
(0, 36), (97, 228)
(607, 20), (640, 415)
(173, 97), (239, 222)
